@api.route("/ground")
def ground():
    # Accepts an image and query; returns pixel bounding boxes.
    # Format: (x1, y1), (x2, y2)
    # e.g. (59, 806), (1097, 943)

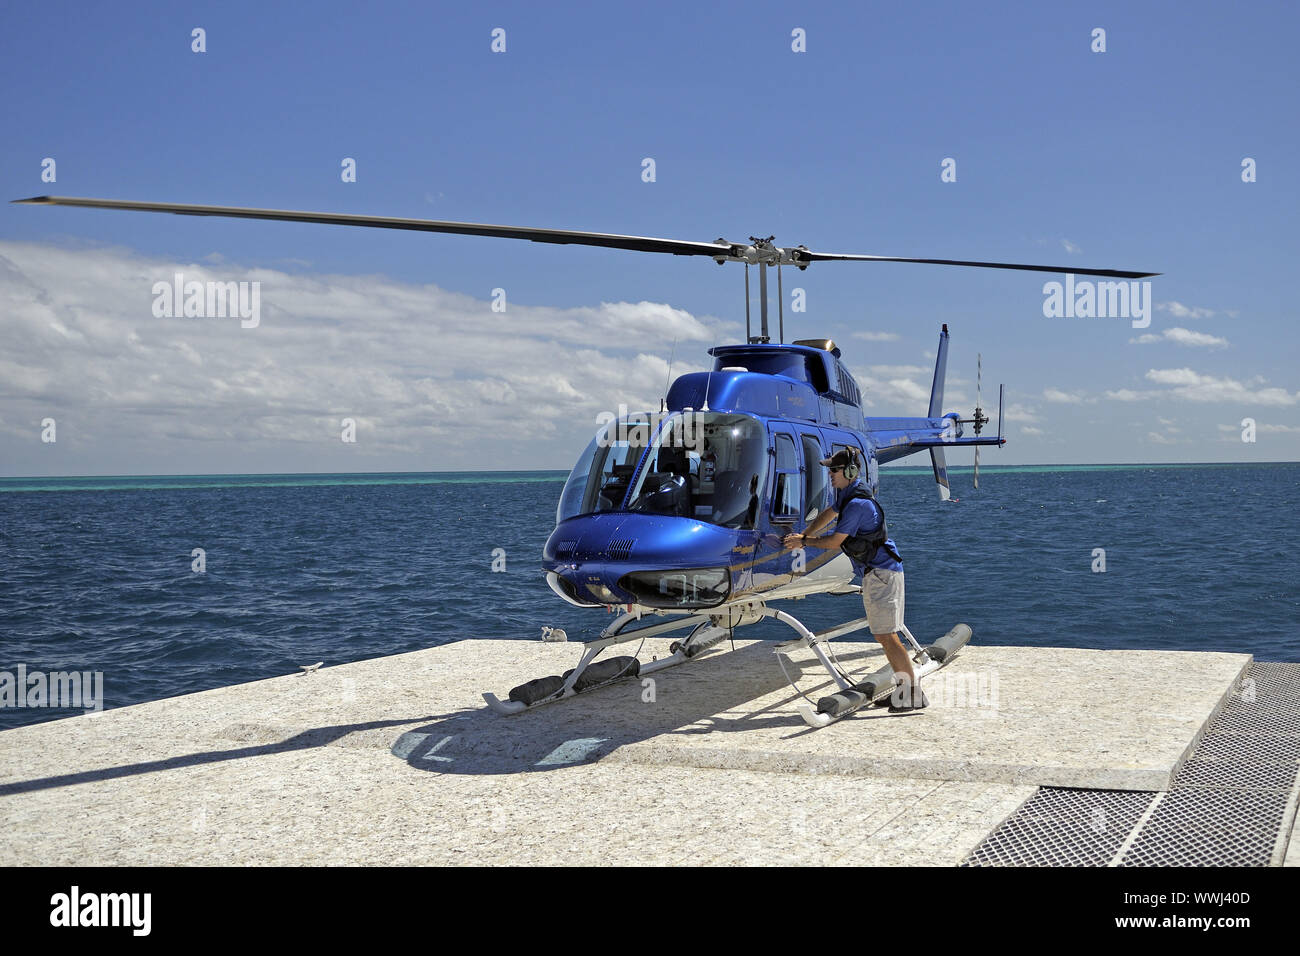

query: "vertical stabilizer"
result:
(928, 324), (950, 419)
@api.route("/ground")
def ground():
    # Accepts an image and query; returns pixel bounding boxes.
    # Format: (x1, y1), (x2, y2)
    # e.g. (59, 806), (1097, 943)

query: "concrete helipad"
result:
(0, 637), (1280, 866)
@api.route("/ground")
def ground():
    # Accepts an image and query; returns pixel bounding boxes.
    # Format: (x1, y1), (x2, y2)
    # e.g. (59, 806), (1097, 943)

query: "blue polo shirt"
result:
(833, 479), (903, 575)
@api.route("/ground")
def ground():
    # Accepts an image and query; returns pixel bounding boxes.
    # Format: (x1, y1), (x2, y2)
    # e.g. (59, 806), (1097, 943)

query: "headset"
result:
(843, 449), (861, 481)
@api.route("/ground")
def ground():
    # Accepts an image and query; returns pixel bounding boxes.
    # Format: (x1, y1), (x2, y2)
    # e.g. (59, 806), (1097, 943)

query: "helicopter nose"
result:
(544, 513), (742, 607)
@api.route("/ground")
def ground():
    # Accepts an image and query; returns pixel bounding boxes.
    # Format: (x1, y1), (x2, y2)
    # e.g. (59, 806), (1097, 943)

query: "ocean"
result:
(1, 462), (1296, 731)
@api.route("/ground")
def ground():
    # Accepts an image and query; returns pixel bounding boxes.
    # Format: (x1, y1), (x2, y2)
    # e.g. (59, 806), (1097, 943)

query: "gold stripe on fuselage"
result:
(726, 547), (844, 600)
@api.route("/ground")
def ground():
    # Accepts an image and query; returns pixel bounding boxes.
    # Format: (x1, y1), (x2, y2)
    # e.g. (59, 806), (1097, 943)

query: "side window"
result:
(772, 433), (800, 520)
(801, 434), (827, 521)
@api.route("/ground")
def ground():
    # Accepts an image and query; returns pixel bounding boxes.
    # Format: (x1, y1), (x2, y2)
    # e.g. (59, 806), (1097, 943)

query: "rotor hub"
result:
(712, 236), (810, 269)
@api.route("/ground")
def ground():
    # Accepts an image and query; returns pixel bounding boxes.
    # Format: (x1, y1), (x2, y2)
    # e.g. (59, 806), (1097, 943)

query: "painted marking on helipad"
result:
(420, 736), (455, 762)
(536, 738), (609, 767)
(391, 732), (428, 760)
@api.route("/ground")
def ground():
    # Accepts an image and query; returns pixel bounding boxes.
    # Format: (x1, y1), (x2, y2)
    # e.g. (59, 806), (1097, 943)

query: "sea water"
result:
(1, 463), (1296, 730)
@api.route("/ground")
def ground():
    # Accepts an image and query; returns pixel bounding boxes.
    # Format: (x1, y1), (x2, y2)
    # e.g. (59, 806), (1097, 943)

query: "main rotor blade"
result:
(13, 195), (1159, 277)
(800, 250), (1158, 279)
(11, 196), (732, 258)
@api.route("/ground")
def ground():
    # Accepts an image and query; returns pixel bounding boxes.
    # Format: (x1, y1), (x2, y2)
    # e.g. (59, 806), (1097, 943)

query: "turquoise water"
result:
(0, 471), (570, 493)
(0, 461), (1267, 493)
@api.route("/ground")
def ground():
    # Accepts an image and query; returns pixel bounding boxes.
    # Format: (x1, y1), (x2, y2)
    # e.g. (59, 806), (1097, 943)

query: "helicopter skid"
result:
(794, 622), (974, 729)
(796, 655), (945, 728)
(481, 642), (716, 716)
(482, 609), (732, 716)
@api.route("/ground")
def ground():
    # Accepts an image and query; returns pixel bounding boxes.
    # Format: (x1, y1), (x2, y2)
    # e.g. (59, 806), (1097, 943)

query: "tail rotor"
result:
(955, 352), (1003, 492)
(974, 355), (983, 489)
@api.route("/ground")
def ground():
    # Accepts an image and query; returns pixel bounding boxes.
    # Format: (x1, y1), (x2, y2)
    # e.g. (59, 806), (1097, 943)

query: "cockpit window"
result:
(558, 411), (768, 528)
(714, 351), (812, 384)
(556, 414), (657, 522)
(624, 411), (768, 528)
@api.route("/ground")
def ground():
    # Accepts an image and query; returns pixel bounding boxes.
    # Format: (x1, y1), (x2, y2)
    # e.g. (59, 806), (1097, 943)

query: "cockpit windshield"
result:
(557, 411), (768, 529)
(556, 413), (658, 523)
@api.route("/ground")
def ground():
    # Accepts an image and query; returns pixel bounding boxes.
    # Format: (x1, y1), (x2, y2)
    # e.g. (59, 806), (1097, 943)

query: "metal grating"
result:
(1209, 704), (1300, 736)
(1192, 732), (1300, 765)
(1007, 786), (1156, 823)
(1229, 686), (1300, 708)
(1172, 758), (1299, 792)
(962, 660), (1300, 867)
(1140, 787), (1291, 827)
(963, 813), (1130, 867)
(1119, 795), (1284, 867)
(1235, 661), (1300, 691)
(608, 538), (635, 561)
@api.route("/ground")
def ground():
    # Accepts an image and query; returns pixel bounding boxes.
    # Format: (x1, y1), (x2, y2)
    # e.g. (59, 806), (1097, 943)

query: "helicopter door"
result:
(769, 428), (802, 529)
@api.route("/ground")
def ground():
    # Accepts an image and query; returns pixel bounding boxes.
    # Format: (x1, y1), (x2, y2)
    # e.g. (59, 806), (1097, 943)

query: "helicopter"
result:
(13, 194), (1156, 727)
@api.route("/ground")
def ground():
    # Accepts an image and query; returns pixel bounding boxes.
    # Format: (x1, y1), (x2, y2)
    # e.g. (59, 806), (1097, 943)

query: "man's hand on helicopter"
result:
(783, 509), (839, 550)
(783, 530), (847, 551)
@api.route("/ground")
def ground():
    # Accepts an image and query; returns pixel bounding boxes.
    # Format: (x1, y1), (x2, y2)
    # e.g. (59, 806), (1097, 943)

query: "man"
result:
(781, 449), (927, 712)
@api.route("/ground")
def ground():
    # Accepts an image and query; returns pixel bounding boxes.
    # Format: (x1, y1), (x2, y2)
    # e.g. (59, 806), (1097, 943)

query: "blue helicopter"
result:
(14, 195), (1155, 726)
(527, 321), (1004, 726)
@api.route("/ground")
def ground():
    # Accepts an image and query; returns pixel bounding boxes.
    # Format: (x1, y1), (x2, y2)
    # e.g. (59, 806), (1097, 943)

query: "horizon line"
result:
(2, 460), (1296, 482)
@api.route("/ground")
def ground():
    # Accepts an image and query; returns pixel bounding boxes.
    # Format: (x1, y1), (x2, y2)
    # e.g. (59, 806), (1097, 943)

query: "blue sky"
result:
(1, 0), (1296, 475)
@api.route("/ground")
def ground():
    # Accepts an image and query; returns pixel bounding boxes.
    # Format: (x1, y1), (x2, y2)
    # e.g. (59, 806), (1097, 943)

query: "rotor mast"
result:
(723, 235), (807, 343)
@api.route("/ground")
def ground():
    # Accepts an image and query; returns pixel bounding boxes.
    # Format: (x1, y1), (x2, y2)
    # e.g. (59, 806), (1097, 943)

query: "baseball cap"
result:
(819, 449), (857, 470)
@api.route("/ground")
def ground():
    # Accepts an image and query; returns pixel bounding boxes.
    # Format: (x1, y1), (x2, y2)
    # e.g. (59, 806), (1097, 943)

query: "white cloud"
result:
(0, 241), (727, 471)
(850, 363), (932, 411)
(1217, 422), (1300, 433)
(1130, 326), (1229, 348)
(1156, 301), (1218, 319)
(1105, 370), (1298, 407)
(1062, 239), (1082, 254)
(1146, 432), (1178, 445)
(883, 377), (930, 404)
(1105, 388), (1153, 402)
(868, 364), (929, 377)
(1164, 327), (1228, 348)
(1144, 368), (1298, 406)
(1003, 402), (1040, 424)
(1043, 387), (1086, 403)
(851, 331), (901, 342)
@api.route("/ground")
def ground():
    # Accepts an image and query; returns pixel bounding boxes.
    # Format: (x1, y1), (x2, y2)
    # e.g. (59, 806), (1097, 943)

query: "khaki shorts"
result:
(863, 568), (904, 635)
